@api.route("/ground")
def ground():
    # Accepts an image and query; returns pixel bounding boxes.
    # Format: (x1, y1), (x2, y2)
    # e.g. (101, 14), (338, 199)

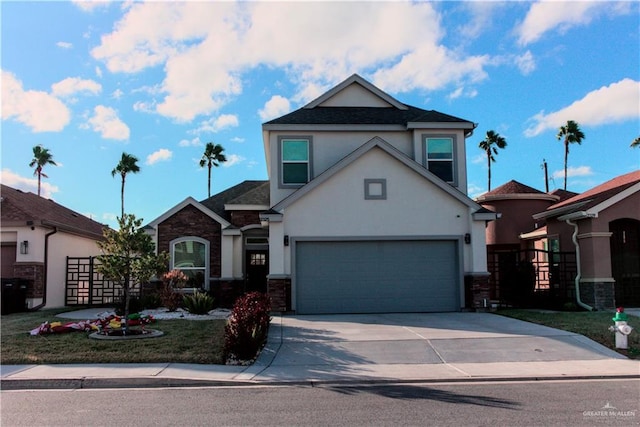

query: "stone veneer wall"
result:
(267, 277), (291, 312)
(579, 281), (615, 310)
(465, 273), (492, 311)
(211, 279), (246, 308)
(157, 205), (222, 277)
(13, 262), (44, 298)
(230, 210), (261, 228)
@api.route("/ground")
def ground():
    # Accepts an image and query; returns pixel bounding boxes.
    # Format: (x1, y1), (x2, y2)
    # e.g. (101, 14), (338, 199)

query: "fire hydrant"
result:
(609, 307), (634, 349)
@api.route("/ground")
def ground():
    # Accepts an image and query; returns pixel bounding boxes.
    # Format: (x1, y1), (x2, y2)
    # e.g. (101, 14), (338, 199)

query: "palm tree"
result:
(631, 137), (640, 148)
(29, 145), (57, 196)
(556, 120), (585, 190)
(478, 130), (507, 191)
(199, 142), (227, 197)
(111, 152), (140, 218)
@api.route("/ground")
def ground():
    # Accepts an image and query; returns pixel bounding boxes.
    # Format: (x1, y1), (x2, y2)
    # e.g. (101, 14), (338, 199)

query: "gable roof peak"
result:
(303, 74), (408, 110)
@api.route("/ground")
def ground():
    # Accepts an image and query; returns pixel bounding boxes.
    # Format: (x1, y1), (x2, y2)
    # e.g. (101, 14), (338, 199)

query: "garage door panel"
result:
(296, 240), (458, 314)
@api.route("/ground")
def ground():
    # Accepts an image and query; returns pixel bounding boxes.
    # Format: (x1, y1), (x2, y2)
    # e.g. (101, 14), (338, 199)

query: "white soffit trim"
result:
(224, 204), (270, 211)
(147, 197), (230, 228)
(520, 228), (548, 240)
(272, 136), (481, 212)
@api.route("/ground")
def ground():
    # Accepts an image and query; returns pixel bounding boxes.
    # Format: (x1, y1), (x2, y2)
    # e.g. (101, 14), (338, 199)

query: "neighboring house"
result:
(530, 170), (640, 309)
(477, 171), (640, 310)
(259, 74), (496, 314)
(0, 184), (106, 310)
(146, 180), (270, 306)
(476, 181), (577, 305)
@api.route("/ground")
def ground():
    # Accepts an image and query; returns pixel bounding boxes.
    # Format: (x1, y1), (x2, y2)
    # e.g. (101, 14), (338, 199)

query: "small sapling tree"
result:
(97, 214), (167, 333)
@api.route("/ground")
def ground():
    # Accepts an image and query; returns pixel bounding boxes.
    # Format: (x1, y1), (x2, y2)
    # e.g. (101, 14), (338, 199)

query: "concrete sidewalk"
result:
(2, 312), (639, 390)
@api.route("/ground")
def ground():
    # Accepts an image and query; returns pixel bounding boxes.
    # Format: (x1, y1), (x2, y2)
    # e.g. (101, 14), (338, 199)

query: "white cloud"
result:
(259, 95), (291, 121)
(515, 1), (628, 46)
(73, 0), (111, 12)
(178, 137), (202, 147)
(447, 86), (478, 101)
(57, 41), (72, 49)
(95, 66), (103, 78)
(1, 70), (71, 132)
(515, 51), (536, 75)
(222, 154), (245, 167)
(112, 88), (123, 99)
(132, 100), (155, 113)
(458, 2), (501, 40)
(146, 148), (172, 165)
(194, 114), (239, 134)
(230, 137), (245, 144)
(86, 105), (130, 140)
(51, 77), (102, 97)
(471, 153), (486, 165)
(91, 2), (493, 121)
(552, 166), (593, 180)
(0, 169), (59, 198)
(525, 79), (640, 137)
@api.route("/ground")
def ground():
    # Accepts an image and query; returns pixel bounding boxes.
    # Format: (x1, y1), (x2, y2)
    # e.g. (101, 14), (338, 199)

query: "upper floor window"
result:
(425, 137), (454, 184)
(280, 137), (311, 186)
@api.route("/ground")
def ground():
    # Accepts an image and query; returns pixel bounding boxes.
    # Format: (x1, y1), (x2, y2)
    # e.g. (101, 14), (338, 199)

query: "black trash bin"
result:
(1, 278), (28, 315)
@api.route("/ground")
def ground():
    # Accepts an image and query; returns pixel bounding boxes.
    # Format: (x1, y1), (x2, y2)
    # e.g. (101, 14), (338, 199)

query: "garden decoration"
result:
(30, 313), (155, 336)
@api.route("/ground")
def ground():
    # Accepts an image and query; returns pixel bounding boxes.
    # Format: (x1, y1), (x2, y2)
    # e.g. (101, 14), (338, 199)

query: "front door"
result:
(246, 250), (268, 293)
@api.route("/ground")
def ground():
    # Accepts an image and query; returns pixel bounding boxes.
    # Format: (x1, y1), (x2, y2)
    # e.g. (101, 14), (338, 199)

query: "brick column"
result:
(466, 273), (492, 312)
(267, 276), (291, 312)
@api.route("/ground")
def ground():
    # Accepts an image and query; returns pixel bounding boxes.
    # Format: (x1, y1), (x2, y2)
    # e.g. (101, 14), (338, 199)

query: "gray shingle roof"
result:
(200, 180), (269, 220)
(263, 106), (472, 126)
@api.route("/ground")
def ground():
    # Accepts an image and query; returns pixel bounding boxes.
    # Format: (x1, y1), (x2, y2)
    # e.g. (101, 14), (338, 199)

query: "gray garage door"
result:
(295, 240), (459, 314)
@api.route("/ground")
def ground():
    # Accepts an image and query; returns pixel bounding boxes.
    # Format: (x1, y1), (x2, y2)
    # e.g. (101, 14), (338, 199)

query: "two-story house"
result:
(148, 74), (496, 313)
(259, 74), (496, 313)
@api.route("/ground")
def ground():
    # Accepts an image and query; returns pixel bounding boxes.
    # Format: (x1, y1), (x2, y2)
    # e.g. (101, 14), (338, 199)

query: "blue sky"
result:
(2, 1), (639, 229)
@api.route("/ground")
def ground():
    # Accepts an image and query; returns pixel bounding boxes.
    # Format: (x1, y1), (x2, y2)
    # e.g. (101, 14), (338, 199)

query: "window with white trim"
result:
(281, 138), (310, 185)
(171, 238), (207, 287)
(425, 137), (454, 183)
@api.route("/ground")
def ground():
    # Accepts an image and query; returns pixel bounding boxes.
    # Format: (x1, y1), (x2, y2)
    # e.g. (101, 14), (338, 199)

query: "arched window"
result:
(170, 237), (209, 289)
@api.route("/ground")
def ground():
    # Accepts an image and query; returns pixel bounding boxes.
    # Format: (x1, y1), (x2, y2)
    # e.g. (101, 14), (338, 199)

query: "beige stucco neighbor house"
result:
(1, 184), (106, 310)
(259, 74), (497, 314)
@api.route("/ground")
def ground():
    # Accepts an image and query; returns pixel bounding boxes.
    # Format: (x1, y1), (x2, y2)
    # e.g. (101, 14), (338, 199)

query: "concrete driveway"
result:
(247, 312), (632, 382)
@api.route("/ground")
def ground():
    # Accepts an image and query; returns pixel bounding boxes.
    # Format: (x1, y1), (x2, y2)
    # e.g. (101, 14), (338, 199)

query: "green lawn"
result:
(1, 307), (226, 365)
(497, 309), (639, 359)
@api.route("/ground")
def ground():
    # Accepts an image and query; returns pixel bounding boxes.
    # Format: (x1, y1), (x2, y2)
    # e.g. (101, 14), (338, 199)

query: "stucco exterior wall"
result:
(271, 148), (483, 275)
(46, 232), (101, 308)
(482, 198), (554, 246)
(1, 225), (102, 308)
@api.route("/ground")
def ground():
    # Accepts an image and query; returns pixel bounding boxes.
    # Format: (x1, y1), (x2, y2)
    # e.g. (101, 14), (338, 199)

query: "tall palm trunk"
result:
(564, 140), (569, 190)
(487, 153), (492, 191)
(120, 176), (126, 218)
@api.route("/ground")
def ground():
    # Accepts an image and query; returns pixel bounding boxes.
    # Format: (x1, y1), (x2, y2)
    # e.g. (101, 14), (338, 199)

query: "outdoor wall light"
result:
(284, 235), (289, 246)
(464, 233), (471, 244)
(20, 240), (29, 254)
(260, 218), (269, 228)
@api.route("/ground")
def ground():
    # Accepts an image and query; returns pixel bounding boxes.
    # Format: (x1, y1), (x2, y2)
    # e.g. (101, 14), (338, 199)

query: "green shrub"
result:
(224, 292), (271, 361)
(141, 293), (162, 309)
(183, 291), (215, 315)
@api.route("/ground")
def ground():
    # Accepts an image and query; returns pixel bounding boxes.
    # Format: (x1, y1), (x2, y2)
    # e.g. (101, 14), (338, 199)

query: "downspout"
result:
(29, 226), (58, 311)
(563, 213), (595, 311)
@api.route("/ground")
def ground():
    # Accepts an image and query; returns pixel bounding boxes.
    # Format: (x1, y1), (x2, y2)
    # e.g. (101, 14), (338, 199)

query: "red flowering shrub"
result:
(224, 292), (271, 361)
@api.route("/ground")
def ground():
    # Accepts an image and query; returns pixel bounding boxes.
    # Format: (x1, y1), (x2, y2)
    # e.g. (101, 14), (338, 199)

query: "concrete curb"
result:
(3, 373), (639, 391)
